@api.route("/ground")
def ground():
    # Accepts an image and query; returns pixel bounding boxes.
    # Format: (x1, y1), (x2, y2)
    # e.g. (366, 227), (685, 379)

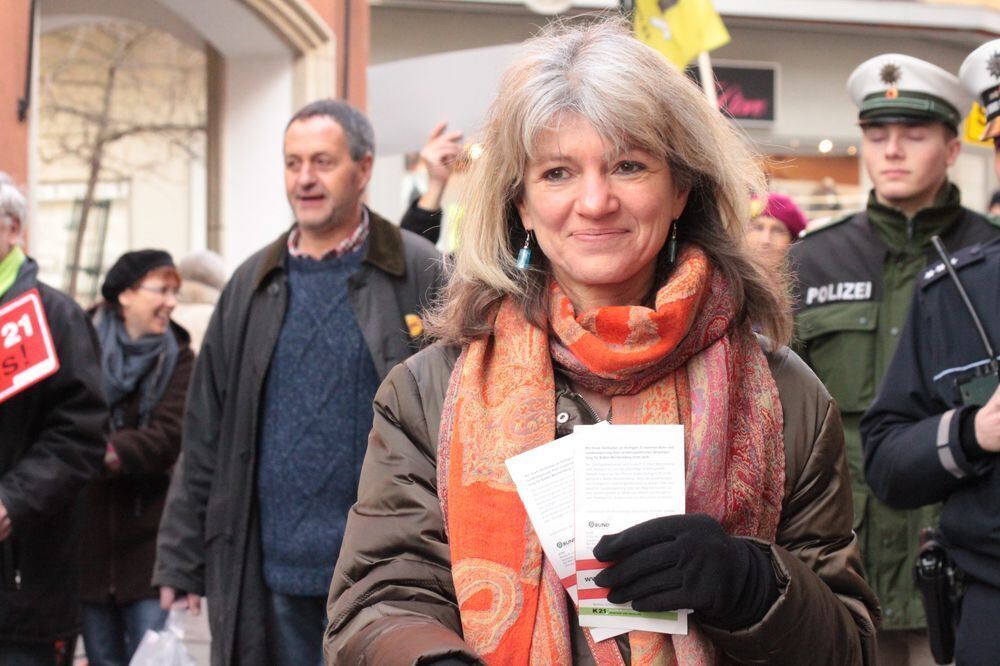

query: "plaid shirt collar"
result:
(287, 208), (369, 260)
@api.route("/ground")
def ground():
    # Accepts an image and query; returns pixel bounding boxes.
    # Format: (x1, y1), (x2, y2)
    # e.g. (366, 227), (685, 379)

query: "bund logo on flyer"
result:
(0, 289), (59, 404)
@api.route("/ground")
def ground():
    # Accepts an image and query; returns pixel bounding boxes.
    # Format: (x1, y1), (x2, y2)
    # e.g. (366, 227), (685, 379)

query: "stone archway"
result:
(242, 0), (337, 104)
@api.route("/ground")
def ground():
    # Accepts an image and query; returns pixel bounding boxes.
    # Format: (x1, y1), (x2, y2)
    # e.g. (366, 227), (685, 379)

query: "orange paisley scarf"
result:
(437, 246), (784, 665)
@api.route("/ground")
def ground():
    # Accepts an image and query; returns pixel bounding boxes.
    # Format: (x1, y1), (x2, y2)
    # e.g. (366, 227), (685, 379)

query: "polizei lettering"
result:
(805, 281), (873, 306)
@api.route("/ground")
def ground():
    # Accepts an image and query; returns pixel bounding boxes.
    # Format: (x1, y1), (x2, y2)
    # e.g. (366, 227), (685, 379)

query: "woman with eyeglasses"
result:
(79, 249), (194, 666)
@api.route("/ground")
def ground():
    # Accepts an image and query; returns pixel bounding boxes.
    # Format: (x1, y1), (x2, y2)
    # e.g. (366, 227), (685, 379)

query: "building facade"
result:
(364, 0), (1000, 232)
(0, 0), (369, 286)
(3, 0), (999, 278)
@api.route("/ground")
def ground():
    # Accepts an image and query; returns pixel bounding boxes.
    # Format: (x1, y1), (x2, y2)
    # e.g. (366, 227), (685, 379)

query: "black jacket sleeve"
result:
(861, 290), (992, 510)
(400, 199), (442, 245)
(0, 290), (106, 529)
(153, 296), (229, 595)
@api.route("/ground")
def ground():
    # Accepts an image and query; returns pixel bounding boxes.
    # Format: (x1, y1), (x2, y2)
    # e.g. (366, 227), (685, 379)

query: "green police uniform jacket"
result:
(789, 183), (1000, 630)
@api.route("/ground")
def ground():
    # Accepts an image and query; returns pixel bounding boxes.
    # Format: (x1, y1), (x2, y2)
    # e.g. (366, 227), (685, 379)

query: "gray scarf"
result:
(94, 307), (179, 428)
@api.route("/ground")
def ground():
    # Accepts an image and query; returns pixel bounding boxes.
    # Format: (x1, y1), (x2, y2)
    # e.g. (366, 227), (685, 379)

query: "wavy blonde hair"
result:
(426, 17), (791, 346)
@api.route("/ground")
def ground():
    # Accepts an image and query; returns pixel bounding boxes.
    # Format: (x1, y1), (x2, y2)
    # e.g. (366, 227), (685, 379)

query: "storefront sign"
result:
(687, 61), (778, 125)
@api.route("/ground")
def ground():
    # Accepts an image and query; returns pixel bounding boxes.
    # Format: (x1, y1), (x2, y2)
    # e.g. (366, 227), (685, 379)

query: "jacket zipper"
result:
(572, 391), (611, 424)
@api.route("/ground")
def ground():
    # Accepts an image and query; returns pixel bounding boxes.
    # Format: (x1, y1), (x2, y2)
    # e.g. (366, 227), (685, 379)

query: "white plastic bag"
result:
(129, 609), (197, 666)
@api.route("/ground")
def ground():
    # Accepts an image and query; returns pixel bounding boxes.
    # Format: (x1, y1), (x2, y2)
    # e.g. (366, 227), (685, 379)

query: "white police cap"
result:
(847, 53), (971, 131)
(959, 40), (1000, 141)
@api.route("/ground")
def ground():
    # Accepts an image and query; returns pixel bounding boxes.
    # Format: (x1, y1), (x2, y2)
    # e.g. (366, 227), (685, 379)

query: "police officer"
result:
(861, 39), (1000, 666)
(963, 39), (1000, 209)
(790, 53), (1000, 665)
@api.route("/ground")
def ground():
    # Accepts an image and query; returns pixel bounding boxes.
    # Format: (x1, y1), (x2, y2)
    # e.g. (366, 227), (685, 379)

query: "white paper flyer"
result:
(505, 427), (623, 642)
(573, 424), (689, 634)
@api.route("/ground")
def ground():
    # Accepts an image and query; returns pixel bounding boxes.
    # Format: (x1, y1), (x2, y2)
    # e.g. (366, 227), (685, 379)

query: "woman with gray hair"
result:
(0, 173), (27, 231)
(0, 173), (108, 664)
(325, 19), (877, 665)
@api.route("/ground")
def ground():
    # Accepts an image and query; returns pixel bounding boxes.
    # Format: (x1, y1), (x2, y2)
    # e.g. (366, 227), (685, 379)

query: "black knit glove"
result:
(592, 513), (779, 631)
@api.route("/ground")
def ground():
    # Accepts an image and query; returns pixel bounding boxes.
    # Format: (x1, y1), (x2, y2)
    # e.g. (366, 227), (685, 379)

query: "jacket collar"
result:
(1, 254), (40, 306)
(363, 209), (406, 277)
(253, 207), (406, 290)
(865, 182), (963, 254)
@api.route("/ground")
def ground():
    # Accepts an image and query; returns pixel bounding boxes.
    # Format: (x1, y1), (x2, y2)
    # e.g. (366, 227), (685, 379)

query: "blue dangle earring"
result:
(516, 231), (533, 270)
(667, 219), (679, 264)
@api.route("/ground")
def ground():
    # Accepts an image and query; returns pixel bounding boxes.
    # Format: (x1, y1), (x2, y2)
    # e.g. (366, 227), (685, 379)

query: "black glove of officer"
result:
(592, 513), (780, 631)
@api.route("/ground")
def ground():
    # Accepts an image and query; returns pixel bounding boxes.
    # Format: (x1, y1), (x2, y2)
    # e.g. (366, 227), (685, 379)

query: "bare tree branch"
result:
(40, 20), (206, 297)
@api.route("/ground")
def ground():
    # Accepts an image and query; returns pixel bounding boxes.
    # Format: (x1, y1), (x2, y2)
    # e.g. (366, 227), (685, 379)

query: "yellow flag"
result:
(634, 0), (730, 69)
(965, 102), (994, 147)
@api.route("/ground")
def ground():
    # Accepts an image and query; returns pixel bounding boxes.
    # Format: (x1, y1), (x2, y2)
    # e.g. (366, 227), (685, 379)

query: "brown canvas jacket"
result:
(325, 340), (880, 665)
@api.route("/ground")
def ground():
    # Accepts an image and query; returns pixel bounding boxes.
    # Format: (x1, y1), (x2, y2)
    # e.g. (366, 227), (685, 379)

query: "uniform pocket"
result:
(797, 302), (879, 414)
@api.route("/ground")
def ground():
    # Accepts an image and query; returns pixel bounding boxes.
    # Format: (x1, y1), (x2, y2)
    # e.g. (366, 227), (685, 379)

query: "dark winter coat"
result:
(80, 314), (194, 605)
(862, 238), (1000, 591)
(153, 210), (442, 665)
(325, 341), (880, 665)
(790, 185), (1000, 629)
(0, 257), (106, 644)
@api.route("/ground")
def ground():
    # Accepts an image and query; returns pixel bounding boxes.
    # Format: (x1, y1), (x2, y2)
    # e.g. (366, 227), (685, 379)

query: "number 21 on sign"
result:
(2, 313), (35, 348)
(0, 289), (60, 404)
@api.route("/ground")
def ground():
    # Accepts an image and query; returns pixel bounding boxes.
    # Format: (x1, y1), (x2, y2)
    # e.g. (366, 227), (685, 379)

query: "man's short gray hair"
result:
(286, 98), (375, 161)
(0, 172), (26, 229)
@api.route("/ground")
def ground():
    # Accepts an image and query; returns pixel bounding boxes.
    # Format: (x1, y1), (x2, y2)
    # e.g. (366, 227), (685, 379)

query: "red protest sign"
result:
(0, 288), (60, 404)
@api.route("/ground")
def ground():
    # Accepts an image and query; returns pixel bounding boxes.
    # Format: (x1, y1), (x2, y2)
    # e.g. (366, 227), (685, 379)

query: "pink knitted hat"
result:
(753, 192), (808, 238)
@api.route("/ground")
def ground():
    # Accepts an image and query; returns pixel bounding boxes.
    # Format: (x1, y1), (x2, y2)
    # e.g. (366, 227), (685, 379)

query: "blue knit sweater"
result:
(257, 247), (381, 595)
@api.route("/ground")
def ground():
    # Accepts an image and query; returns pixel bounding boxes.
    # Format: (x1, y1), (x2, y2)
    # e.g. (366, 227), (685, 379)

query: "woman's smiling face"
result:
(118, 269), (179, 339)
(517, 113), (690, 309)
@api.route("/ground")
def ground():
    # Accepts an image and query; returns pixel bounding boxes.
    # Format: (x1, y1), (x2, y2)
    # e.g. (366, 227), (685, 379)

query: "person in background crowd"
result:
(809, 176), (843, 213)
(326, 19), (877, 665)
(790, 52), (1000, 666)
(172, 250), (226, 353)
(0, 173), (106, 665)
(746, 192), (808, 270)
(154, 99), (442, 666)
(80, 250), (194, 666)
(988, 190), (1000, 217)
(400, 121), (463, 244)
(861, 38), (1000, 666)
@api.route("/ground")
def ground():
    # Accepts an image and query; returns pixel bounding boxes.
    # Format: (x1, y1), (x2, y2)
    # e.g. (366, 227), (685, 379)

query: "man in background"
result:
(154, 100), (441, 666)
(0, 173), (106, 665)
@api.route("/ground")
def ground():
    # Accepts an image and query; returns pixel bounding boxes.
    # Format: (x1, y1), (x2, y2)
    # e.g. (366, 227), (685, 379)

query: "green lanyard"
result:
(0, 246), (26, 299)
